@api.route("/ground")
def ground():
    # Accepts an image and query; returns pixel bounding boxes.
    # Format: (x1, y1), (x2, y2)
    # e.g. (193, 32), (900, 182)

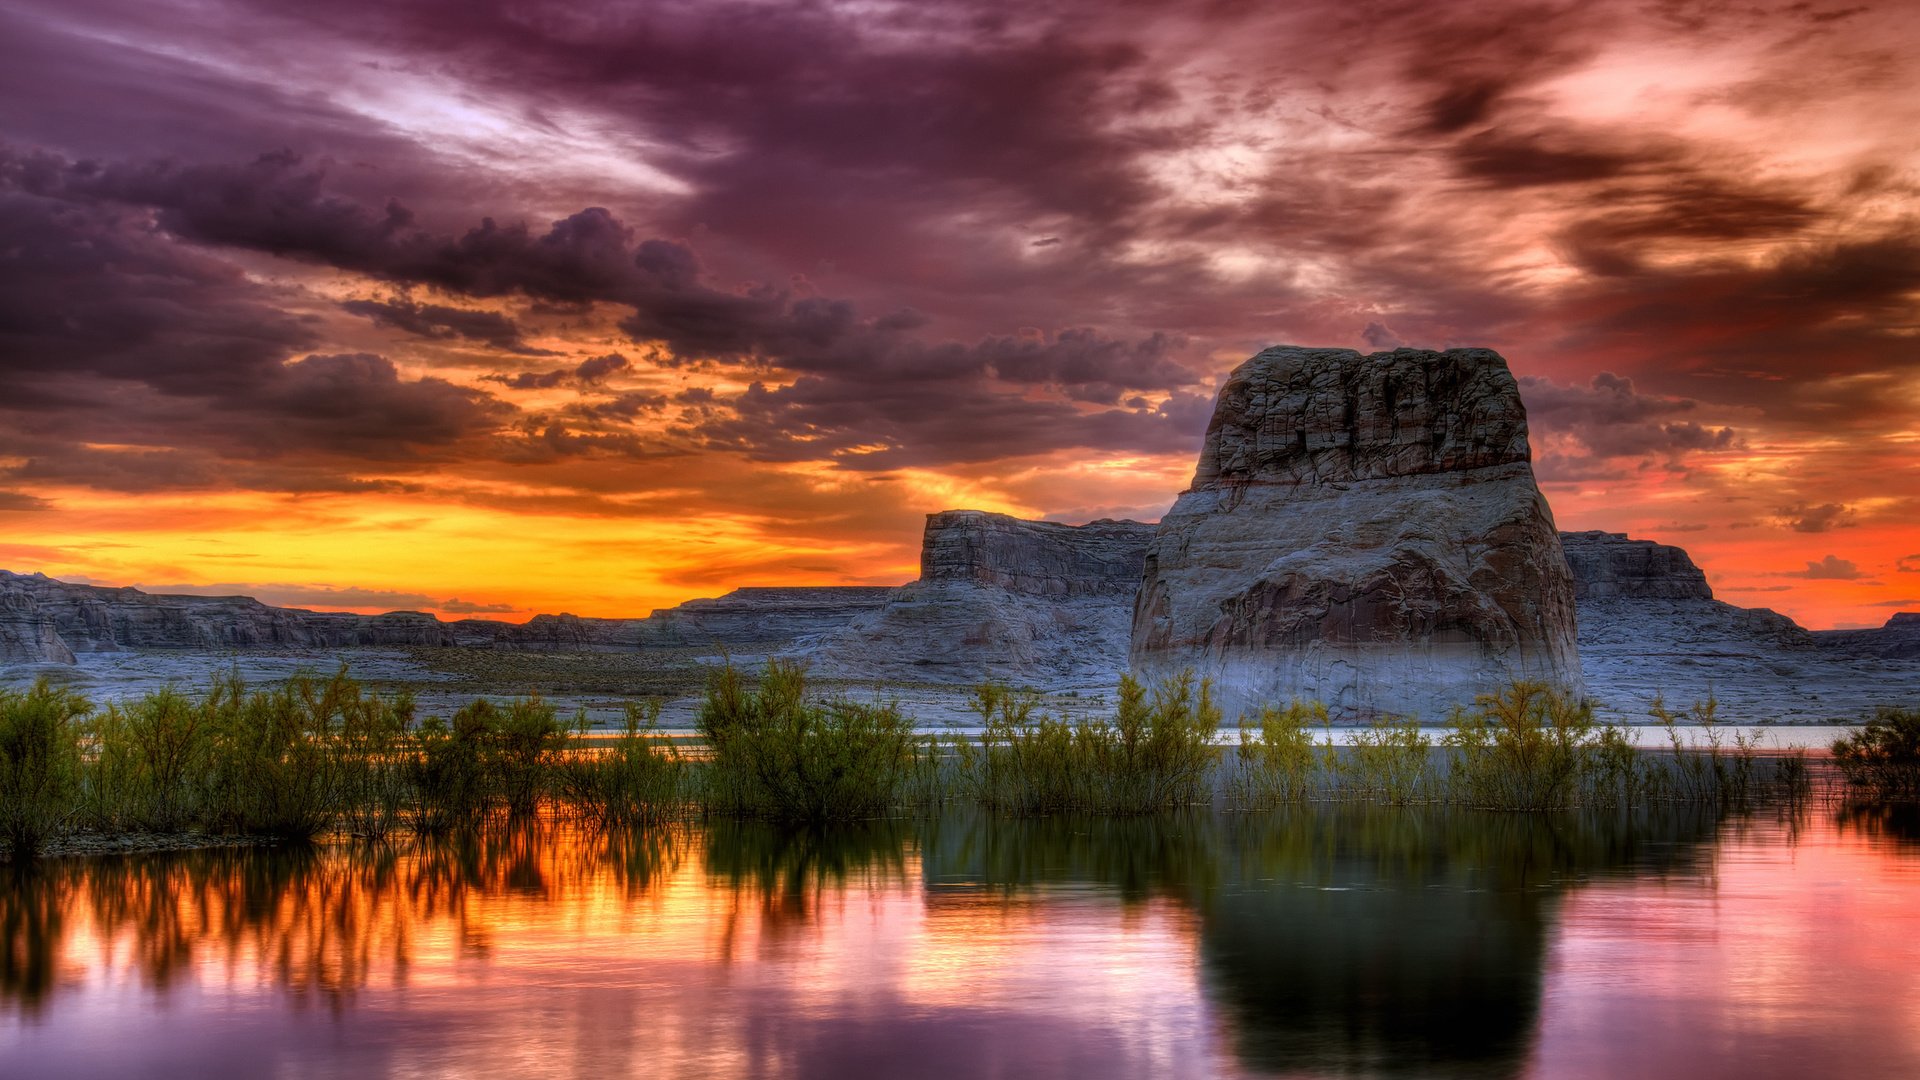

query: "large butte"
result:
(1130, 345), (1583, 719)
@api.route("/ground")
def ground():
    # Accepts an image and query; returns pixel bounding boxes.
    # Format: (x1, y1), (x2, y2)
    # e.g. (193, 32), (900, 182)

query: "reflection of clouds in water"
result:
(2, 806), (1917, 1078)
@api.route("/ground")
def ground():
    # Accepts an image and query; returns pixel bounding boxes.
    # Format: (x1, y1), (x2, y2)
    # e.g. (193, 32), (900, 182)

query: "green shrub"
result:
(559, 702), (688, 826)
(1232, 700), (1326, 808)
(1833, 707), (1920, 800)
(1340, 714), (1433, 805)
(0, 681), (89, 858)
(955, 672), (1220, 815)
(489, 697), (567, 816)
(406, 704), (494, 834)
(199, 673), (342, 839)
(333, 682), (412, 838)
(1445, 681), (1603, 811)
(698, 662), (915, 822)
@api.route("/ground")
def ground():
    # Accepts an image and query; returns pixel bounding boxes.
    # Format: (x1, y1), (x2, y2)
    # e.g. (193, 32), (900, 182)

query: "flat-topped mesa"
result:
(921, 510), (1155, 598)
(1558, 531), (1713, 601)
(814, 511), (1154, 685)
(1132, 346), (1583, 718)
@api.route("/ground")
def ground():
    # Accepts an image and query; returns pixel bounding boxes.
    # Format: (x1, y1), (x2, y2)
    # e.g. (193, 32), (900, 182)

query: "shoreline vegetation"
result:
(2, 663), (1912, 861)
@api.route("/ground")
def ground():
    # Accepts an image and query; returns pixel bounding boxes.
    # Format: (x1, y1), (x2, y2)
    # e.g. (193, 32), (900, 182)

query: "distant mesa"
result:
(1130, 346), (1582, 719)
(812, 510), (1153, 685)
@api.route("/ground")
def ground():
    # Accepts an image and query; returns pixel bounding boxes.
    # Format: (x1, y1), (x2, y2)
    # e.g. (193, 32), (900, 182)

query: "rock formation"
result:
(1554, 531), (1920, 720)
(814, 510), (1154, 685)
(1819, 612), (1920, 660)
(0, 570), (458, 651)
(0, 569), (891, 663)
(0, 577), (75, 665)
(1131, 346), (1582, 718)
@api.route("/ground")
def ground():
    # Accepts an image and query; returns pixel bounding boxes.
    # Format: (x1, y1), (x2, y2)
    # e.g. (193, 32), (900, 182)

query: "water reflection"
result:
(2, 804), (1916, 1079)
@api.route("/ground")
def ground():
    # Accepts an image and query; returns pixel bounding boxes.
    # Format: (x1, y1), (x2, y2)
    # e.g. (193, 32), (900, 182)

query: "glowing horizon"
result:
(3, 0), (1917, 630)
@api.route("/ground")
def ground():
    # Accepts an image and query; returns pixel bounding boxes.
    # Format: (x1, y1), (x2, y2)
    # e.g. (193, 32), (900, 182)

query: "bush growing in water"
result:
(559, 702), (688, 826)
(1232, 700), (1326, 807)
(0, 681), (89, 857)
(1444, 681), (1613, 811)
(1833, 708), (1920, 800)
(955, 673), (1219, 815)
(698, 661), (916, 822)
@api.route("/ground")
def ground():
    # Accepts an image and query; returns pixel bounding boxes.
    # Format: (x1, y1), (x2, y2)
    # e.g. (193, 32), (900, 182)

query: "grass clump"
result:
(1833, 707), (1920, 800)
(956, 672), (1219, 815)
(698, 661), (916, 823)
(0, 681), (89, 858)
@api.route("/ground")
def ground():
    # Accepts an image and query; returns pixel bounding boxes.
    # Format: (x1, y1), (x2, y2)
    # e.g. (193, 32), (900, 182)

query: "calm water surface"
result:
(4, 804), (1917, 1079)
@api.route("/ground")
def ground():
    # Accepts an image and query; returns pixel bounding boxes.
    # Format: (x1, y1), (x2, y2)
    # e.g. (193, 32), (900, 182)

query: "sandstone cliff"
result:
(0, 577), (75, 665)
(1131, 346), (1582, 718)
(1817, 612), (1920, 660)
(813, 511), (1153, 685)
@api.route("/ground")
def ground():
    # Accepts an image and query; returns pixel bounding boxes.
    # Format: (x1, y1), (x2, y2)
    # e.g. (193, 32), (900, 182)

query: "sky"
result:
(0, 0), (1916, 629)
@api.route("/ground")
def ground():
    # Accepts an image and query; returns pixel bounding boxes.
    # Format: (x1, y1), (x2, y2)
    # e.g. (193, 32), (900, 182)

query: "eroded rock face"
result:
(1817, 612), (1920, 660)
(1559, 531), (1712, 601)
(1131, 346), (1582, 718)
(814, 511), (1154, 685)
(1, 578), (75, 664)
(0, 570), (456, 653)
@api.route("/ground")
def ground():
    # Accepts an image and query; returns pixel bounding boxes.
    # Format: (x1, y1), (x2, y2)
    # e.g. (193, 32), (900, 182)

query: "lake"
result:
(4, 802), (1917, 1078)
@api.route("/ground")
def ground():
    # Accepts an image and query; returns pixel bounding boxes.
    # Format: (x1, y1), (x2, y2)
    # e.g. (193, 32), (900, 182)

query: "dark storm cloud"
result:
(488, 353), (633, 391)
(1519, 372), (1737, 477)
(341, 298), (553, 355)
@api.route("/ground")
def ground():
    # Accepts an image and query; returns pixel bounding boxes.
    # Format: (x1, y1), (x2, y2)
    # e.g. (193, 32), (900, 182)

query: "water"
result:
(4, 804), (1917, 1079)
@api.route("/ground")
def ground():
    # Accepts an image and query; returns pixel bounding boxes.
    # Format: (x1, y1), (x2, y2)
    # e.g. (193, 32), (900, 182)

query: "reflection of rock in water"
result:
(1198, 807), (1715, 1078)
(918, 805), (1716, 1080)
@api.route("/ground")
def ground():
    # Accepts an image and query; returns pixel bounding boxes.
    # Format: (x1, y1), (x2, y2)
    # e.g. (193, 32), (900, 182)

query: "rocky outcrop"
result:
(1548, 531), (1920, 720)
(0, 571), (458, 652)
(0, 577), (75, 664)
(1131, 346), (1582, 718)
(0, 569), (892, 663)
(1558, 532), (1811, 650)
(1559, 531), (1711, 600)
(814, 511), (1154, 685)
(1817, 612), (1920, 660)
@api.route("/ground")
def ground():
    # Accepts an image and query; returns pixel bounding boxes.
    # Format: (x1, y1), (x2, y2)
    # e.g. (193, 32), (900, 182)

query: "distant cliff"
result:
(0, 570), (890, 661)
(813, 510), (1154, 685)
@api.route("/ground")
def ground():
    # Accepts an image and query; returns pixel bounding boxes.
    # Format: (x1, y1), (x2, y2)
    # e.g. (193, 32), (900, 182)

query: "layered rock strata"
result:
(0, 570), (892, 662)
(1818, 613), (1920, 660)
(1131, 346), (1583, 718)
(1, 577), (75, 664)
(814, 511), (1154, 685)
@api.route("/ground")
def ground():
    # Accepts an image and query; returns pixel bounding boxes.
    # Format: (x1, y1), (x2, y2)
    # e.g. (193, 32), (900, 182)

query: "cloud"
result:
(340, 297), (553, 354)
(1520, 372), (1737, 478)
(438, 598), (519, 614)
(489, 353), (632, 391)
(1784, 555), (1865, 580)
(1776, 503), (1853, 533)
(0, 490), (51, 511)
(1899, 555), (1920, 573)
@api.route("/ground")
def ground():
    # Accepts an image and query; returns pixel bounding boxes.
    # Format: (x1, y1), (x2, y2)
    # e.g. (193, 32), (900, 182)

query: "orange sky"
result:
(1, 0), (1917, 629)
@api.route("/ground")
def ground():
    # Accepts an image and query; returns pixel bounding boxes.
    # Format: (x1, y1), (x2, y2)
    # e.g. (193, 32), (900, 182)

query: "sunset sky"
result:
(1, 0), (1916, 628)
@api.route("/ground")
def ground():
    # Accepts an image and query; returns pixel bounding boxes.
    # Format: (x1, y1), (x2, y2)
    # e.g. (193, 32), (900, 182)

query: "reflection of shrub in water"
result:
(703, 818), (912, 928)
